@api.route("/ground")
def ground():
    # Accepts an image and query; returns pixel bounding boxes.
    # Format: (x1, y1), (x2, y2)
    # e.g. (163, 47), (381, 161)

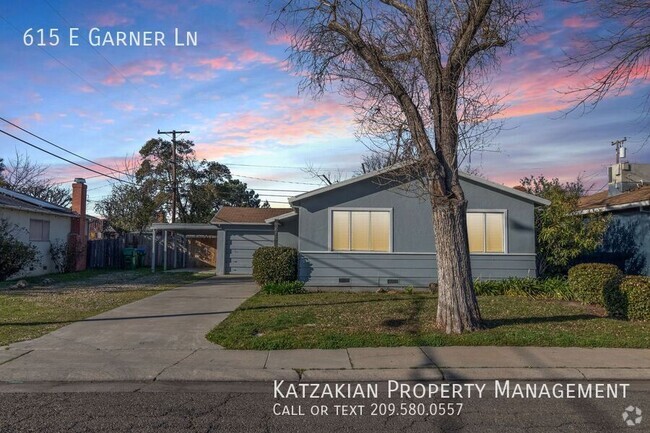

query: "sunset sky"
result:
(0, 0), (648, 212)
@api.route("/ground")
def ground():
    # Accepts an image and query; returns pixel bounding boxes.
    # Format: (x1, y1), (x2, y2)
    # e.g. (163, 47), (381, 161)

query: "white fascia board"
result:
(575, 200), (650, 215)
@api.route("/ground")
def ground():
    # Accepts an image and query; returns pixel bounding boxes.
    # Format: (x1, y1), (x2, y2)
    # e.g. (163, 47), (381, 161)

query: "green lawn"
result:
(207, 292), (650, 349)
(0, 269), (211, 346)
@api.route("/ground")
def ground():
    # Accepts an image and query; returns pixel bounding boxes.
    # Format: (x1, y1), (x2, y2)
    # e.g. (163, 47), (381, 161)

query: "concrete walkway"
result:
(0, 277), (649, 383)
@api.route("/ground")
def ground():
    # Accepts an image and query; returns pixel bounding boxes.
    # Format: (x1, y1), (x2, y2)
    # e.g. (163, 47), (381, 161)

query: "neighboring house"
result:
(88, 215), (118, 240)
(0, 179), (88, 278)
(577, 163), (650, 276)
(210, 167), (549, 287)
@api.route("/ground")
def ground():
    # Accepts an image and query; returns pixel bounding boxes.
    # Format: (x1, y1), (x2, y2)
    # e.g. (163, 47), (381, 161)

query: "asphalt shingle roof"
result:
(577, 185), (650, 211)
(0, 187), (74, 216)
(210, 207), (291, 224)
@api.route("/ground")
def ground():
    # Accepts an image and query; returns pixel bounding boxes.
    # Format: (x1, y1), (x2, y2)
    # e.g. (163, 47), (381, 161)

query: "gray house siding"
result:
(216, 218), (299, 276)
(296, 177), (537, 286)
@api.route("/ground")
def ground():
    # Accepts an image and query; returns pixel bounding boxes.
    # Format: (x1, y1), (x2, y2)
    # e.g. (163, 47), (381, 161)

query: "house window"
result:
(467, 212), (505, 253)
(29, 219), (50, 242)
(331, 210), (391, 252)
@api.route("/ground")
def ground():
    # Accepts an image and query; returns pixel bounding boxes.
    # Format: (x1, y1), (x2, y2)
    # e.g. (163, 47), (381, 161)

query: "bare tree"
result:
(1, 151), (71, 207)
(562, 0), (650, 129)
(274, 0), (531, 333)
(303, 162), (349, 184)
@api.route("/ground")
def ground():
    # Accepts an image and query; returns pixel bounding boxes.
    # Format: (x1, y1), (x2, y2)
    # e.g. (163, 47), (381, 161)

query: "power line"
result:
(232, 173), (321, 186)
(0, 14), (104, 96)
(226, 162), (356, 172)
(253, 188), (308, 193)
(0, 116), (132, 178)
(42, 0), (158, 106)
(0, 129), (135, 185)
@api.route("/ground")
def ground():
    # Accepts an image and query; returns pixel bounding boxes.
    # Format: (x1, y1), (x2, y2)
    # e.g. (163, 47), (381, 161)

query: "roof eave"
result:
(264, 211), (298, 224)
(575, 200), (650, 215)
(289, 165), (551, 206)
(0, 203), (75, 217)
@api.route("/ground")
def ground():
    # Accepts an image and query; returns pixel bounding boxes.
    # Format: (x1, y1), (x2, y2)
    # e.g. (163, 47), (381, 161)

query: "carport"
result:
(150, 223), (219, 272)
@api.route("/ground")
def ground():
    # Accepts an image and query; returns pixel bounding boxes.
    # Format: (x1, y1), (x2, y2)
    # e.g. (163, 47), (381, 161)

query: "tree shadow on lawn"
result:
(482, 314), (600, 329)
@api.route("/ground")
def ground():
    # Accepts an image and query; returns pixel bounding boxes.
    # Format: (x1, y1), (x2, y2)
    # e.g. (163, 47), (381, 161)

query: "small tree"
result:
(0, 219), (39, 281)
(520, 175), (610, 276)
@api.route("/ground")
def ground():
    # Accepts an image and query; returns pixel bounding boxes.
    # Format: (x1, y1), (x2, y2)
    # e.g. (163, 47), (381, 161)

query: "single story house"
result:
(210, 168), (549, 287)
(0, 179), (88, 278)
(576, 162), (650, 275)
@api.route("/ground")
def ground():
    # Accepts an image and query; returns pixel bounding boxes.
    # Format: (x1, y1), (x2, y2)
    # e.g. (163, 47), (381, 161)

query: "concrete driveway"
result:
(8, 276), (258, 352)
(0, 276), (260, 382)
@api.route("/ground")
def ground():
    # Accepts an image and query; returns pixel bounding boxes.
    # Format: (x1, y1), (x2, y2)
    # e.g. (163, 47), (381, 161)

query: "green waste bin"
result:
(123, 248), (137, 270)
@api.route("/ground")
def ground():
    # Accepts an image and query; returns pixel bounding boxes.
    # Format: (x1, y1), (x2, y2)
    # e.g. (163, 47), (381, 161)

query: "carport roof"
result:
(210, 207), (291, 225)
(150, 223), (218, 235)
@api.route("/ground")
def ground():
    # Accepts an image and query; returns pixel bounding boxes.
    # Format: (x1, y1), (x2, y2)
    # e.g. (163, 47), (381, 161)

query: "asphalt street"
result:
(0, 381), (647, 432)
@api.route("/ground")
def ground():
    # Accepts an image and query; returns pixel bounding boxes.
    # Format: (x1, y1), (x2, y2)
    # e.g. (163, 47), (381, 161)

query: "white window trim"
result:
(328, 207), (393, 253)
(466, 209), (508, 254)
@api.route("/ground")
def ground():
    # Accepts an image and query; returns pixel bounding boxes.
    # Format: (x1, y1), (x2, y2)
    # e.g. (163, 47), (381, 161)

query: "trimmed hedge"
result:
(568, 263), (622, 306)
(473, 277), (573, 300)
(252, 247), (297, 286)
(262, 281), (306, 295)
(620, 276), (650, 321)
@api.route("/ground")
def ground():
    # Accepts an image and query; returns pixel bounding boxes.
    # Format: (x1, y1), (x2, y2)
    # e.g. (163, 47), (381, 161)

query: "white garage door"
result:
(225, 231), (274, 274)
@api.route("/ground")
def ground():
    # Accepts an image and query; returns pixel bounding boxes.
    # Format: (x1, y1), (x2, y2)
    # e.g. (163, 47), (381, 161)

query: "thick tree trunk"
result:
(432, 198), (482, 333)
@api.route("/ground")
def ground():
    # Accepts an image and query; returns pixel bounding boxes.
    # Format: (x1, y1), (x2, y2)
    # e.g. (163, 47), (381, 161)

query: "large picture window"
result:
(467, 212), (505, 253)
(331, 210), (391, 252)
(29, 219), (50, 242)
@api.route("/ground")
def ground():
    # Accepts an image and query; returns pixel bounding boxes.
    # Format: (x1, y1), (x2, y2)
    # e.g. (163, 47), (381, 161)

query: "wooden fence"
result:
(86, 233), (193, 270)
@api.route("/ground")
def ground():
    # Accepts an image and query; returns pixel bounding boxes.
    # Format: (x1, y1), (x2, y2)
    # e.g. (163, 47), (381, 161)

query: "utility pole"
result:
(157, 129), (189, 223)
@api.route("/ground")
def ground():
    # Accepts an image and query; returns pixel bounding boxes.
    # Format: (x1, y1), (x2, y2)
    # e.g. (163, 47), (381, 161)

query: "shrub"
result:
(473, 276), (572, 300)
(0, 219), (39, 281)
(619, 276), (650, 321)
(49, 239), (68, 274)
(262, 280), (306, 295)
(252, 247), (298, 286)
(537, 276), (574, 301)
(568, 263), (622, 306)
(474, 278), (538, 297)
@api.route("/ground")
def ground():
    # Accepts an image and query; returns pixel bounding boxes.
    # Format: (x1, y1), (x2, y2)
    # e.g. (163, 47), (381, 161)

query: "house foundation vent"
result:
(387, 279), (399, 284)
(338, 278), (350, 284)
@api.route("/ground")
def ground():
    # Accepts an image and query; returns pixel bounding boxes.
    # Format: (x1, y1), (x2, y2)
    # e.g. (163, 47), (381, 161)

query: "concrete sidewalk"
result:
(1, 345), (649, 383)
(0, 276), (648, 383)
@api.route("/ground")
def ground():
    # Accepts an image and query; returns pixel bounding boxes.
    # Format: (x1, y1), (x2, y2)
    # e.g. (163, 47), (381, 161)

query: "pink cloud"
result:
(194, 142), (257, 160)
(562, 16), (599, 29)
(238, 49), (277, 65)
(523, 32), (552, 46)
(197, 49), (279, 73)
(198, 57), (240, 71)
(48, 156), (139, 184)
(77, 84), (96, 93)
(102, 59), (166, 85)
(268, 32), (292, 46)
(113, 102), (135, 112)
(92, 12), (133, 27)
(208, 96), (354, 146)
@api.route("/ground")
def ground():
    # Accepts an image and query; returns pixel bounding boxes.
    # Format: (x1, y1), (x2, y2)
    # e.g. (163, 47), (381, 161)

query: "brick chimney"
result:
(70, 178), (87, 271)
